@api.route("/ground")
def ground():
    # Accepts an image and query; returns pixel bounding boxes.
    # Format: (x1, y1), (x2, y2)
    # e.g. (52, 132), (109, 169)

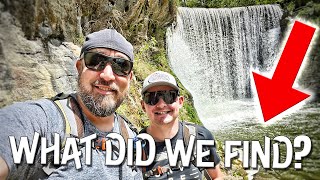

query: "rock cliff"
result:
(0, 3), (79, 106)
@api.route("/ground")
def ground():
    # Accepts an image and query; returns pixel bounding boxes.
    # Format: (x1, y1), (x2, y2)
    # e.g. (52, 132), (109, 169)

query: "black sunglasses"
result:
(143, 90), (179, 106)
(83, 51), (133, 76)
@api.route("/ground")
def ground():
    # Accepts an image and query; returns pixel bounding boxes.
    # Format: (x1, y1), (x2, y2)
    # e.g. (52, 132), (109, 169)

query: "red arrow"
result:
(252, 21), (316, 122)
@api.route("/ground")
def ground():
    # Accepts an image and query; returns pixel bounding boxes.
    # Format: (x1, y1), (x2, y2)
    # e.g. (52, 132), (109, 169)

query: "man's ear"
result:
(141, 100), (146, 112)
(76, 59), (83, 74)
(129, 71), (133, 80)
(178, 96), (184, 108)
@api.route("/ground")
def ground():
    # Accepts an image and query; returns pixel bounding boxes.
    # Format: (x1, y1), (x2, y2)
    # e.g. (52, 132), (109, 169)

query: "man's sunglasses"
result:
(143, 90), (179, 106)
(83, 51), (133, 76)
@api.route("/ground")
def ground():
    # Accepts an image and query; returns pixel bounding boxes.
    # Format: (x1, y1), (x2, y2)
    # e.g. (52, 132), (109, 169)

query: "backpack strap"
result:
(117, 113), (140, 145)
(183, 121), (197, 162)
(184, 122), (212, 180)
(43, 93), (83, 175)
(53, 98), (79, 138)
(203, 169), (212, 180)
(50, 92), (71, 101)
(183, 122), (196, 143)
(117, 113), (138, 134)
(118, 115), (129, 145)
(116, 113), (140, 176)
(141, 148), (147, 174)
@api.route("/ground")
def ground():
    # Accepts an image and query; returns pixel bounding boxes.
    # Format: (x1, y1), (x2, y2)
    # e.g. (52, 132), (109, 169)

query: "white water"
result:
(166, 5), (283, 131)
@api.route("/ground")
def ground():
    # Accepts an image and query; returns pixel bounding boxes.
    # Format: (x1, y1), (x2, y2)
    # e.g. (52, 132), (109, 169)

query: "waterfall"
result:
(166, 5), (283, 130)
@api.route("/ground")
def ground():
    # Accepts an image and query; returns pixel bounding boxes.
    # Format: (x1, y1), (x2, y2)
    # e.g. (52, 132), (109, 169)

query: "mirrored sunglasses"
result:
(83, 51), (133, 76)
(143, 90), (179, 106)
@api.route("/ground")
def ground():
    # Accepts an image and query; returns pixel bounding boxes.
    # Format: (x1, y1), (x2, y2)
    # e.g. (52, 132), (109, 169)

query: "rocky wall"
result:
(0, 2), (79, 107)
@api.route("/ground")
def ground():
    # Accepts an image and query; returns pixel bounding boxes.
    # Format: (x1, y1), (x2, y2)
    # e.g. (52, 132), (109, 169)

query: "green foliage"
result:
(179, 0), (280, 8)
(80, 0), (124, 32)
(130, 35), (201, 128)
(292, 2), (320, 101)
(180, 103), (202, 124)
(296, 2), (320, 25)
(287, 1), (296, 13)
(125, 0), (177, 44)
(74, 33), (85, 45)
(185, 0), (202, 7)
(178, 0), (319, 17)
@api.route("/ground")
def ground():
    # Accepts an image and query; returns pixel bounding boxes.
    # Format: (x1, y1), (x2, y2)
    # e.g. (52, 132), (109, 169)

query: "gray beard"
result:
(77, 77), (126, 117)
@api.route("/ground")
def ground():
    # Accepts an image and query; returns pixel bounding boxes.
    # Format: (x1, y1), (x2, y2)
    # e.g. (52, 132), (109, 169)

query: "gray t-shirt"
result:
(0, 98), (142, 179)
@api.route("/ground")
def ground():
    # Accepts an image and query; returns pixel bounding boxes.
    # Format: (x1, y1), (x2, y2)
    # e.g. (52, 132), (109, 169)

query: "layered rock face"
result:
(0, 1), (80, 107)
(2, 0), (79, 42)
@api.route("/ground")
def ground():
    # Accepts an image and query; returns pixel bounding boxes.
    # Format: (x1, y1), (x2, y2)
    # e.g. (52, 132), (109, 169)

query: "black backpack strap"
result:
(139, 127), (148, 175)
(50, 92), (72, 101)
(203, 169), (212, 180)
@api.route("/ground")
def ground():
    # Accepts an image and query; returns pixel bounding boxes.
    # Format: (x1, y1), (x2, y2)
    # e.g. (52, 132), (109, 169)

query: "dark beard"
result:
(77, 76), (126, 117)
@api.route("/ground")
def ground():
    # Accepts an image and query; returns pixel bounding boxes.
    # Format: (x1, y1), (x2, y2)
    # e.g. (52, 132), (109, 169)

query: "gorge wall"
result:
(0, 0), (80, 107)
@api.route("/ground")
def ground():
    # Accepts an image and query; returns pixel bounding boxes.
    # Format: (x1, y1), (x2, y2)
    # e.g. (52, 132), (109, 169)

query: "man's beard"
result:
(77, 76), (127, 117)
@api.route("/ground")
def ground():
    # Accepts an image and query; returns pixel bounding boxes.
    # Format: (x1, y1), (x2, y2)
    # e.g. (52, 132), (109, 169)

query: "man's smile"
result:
(155, 110), (171, 115)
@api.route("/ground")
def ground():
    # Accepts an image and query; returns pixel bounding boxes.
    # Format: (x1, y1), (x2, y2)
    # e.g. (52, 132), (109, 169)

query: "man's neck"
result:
(147, 120), (179, 142)
(76, 94), (115, 132)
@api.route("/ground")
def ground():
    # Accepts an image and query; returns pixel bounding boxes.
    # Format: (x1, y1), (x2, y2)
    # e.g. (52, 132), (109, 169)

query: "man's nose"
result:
(100, 64), (116, 81)
(155, 97), (167, 108)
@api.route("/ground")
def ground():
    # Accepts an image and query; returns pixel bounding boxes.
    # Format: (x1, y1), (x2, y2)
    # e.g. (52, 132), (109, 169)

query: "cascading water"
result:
(166, 5), (283, 130)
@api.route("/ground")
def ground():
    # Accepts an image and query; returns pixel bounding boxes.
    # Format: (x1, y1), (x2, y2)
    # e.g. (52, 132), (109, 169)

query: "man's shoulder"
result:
(0, 98), (65, 135)
(1, 98), (56, 114)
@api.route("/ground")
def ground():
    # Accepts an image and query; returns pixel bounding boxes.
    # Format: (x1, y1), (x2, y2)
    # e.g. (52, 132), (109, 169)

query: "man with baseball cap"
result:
(140, 71), (223, 179)
(0, 29), (142, 179)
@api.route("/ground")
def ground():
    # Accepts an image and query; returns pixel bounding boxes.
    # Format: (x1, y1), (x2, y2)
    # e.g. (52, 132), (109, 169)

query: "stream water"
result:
(215, 103), (320, 179)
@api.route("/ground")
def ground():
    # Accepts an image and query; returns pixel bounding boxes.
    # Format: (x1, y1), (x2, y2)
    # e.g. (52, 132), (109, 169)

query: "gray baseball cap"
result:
(80, 29), (134, 62)
(141, 71), (179, 94)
